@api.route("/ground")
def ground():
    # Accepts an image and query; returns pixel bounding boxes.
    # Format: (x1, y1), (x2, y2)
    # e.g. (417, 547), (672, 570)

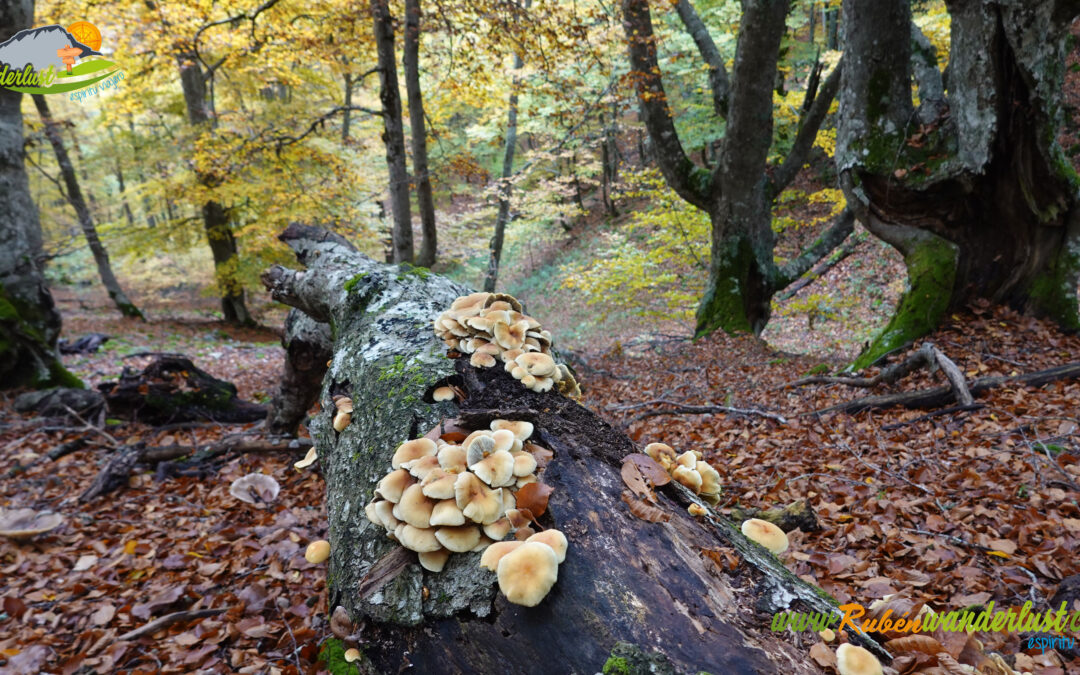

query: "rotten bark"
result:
(261, 224), (886, 674)
(266, 309), (332, 437)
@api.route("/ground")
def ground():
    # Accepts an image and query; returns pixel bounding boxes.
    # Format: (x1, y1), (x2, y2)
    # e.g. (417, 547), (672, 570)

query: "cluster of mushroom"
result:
(362, 419), (568, 605)
(331, 395), (353, 432)
(643, 443), (721, 505)
(433, 291), (581, 398)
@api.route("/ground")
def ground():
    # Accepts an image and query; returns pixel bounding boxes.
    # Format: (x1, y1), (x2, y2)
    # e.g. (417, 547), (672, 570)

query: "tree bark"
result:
(404, 0), (438, 268)
(178, 53), (253, 325)
(483, 52), (523, 293)
(623, 0), (850, 337)
(33, 95), (143, 320)
(838, 0), (1080, 370)
(261, 225), (886, 675)
(266, 308), (332, 437)
(372, 0), (414, 264)
(0, 0), (80, 390)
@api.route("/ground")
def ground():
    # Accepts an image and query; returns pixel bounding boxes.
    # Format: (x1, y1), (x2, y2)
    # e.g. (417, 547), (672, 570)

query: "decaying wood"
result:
(99, 354), (266, 424)
(115, 608), (228, 643)
(79, 436), (311, 502)
(266, 309), (332, 436)
(814, 361), (1080, 415)
(263, 224), (886, 674)
(731, 500), (822, 534)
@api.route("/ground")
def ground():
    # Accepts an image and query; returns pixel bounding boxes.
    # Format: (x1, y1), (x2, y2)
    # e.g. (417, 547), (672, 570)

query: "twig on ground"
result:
(116, 608), (228, 642)
(607, 399), (787, 424)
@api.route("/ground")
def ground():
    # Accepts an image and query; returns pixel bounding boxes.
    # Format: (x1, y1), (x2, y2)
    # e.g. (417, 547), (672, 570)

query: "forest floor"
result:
(1, 284), (1078, 674)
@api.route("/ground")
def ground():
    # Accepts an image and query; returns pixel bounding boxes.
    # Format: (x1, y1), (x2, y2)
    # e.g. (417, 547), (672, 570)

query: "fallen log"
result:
(266, 309), (331, 436)
(99, 354), (266, 424)
(813, 361), (1080, 415)
(262, 224), (885, 674)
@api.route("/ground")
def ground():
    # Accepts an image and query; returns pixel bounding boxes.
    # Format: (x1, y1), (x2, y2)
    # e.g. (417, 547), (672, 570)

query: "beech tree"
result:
(622, 0), (852, 337)
(838, 0), (1080, 369)
(0, 0), (80, 389)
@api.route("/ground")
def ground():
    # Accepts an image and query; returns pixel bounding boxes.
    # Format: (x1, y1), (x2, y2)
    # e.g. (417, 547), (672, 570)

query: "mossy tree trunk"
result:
(0, 0), (80, 390)
(838, 0), (1080, 370)
(262, 224), (884, 674)
(623, 0), (853, 337)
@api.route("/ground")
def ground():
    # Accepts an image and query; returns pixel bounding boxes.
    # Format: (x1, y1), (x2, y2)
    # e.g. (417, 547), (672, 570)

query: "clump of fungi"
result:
(433, 292), (580, 398)
(643, 443), (721, 505)
(362, 418), (569, 606)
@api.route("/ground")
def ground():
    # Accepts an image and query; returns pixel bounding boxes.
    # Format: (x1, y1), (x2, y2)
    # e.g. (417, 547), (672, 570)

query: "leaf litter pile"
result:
(1, 300), (1078, 674)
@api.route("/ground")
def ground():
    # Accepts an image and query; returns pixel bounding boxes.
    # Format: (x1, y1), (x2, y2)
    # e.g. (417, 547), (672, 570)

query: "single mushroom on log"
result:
(261, 224), (886, 674)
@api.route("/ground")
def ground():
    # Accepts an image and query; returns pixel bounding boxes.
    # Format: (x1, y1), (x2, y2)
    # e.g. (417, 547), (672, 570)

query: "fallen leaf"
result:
(809, 642), (836, 669)
(515, 482), (554, 517)
(621, 491), (669, 523)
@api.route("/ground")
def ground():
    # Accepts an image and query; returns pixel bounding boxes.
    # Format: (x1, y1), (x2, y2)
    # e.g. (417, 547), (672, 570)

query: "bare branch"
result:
(771, 59), (842, 193)
(674, 0), (729, 116)
(775, 207), (855, 288)
(622, 0), (711, 210)
(274, 106), (383, 152)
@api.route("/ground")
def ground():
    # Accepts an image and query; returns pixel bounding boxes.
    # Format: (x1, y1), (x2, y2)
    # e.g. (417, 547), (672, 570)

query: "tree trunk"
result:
(33, 95), (143, 320)
(404, 0), (438, 268)
(372, 0), (414, 264)
(838, 0), (1080, 370)
(623, 0), (851, 338)
(342, 72), (353, 142)
(483, 52), (523, 293)
(0, 0), (80, 390)
(178, 54), (253, 325)
(260, 224), (886, 675)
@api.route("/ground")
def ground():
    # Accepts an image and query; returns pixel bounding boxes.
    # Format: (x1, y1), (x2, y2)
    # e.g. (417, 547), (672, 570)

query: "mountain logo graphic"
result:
(0, 23), (120, 95)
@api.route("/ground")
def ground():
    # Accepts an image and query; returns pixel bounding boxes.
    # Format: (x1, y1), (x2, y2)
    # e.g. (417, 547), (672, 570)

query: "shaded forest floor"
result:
(1, 287), (1079, 673)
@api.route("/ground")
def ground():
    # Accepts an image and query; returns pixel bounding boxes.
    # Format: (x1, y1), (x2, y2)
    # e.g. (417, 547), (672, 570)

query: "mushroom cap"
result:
(516, 474), (538, 488)
(672, 465), (703, 492)
(229, 473), (281, 504)
(374, 500), (400, 531)
(293, 446), (318, 469)
(491, 419), (534, 441)
(496, 542), (559, 607)
(510, 365), (527, 380)
(483, 518), (513, 540)
(450, 291), (492, 313)
(305, 539), (331, 564)
(676, 450), (698, 469)
(484, 293), (523, 313)
(515, 352), (557, 377)
(332, 410), (352, 432)
(392, 438), (438, 470)
(365, 500), (381, 526)
(454, 472), (504, 524)
(835, 643), (883, 675)
(470, 351), (497, 368)
(404, 454), (442, 480)
(470, 450), (515, 487)
(344, 648), (362, 663)
(479, 540), (524, 571)
(509, 450), (538, 477)
(501, 349), (526, 367)
(418, 548), (451, 573)
(490, 428), (516, 453)
(526, 529), (568, 563)
(376, 469), (415, 503)
(394, 484), (435, 529)
(688, 503), (708, 517)
(500, 488), (516, 512)
(465, 433), (496, 466)
(520, 374), (537, 388)
(696, 461), (721, 495)
(395, 524), (443, 553)
(493, 320), (528, 350)
(432, 386), (455, 402)
(435, 525), (482, 552)
(430, 499), (466, 527)
(740, 518), (789, 554)
(421, 469), (459, 500)
(529, 376), (554, 393)
(472, 535), (496, 552)
(438, 445), (467, 471)
(333, 395), (354, 413)
(0, 508), (65, 539)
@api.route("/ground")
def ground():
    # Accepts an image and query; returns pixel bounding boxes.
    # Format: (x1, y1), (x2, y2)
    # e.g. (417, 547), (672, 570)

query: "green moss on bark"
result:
(1027, 242), (1080, 331)
(849, 235), (957, 371)
(0, 284), (82, 389)
(695, 237), (756, 337)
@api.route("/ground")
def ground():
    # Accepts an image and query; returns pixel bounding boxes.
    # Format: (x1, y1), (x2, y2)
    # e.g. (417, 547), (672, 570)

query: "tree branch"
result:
(274, 106), (383, 152)
(910, 24), (946, 125)
(776, 230), (866, 302)
(775, 208), (855, 288)
(622, 0), (711, 210)
(771, 59), (842, 193)
(674, 0), (729, 117)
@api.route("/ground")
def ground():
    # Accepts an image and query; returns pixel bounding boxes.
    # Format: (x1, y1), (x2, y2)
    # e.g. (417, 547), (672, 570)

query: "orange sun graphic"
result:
(67, 21), (102, 51)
